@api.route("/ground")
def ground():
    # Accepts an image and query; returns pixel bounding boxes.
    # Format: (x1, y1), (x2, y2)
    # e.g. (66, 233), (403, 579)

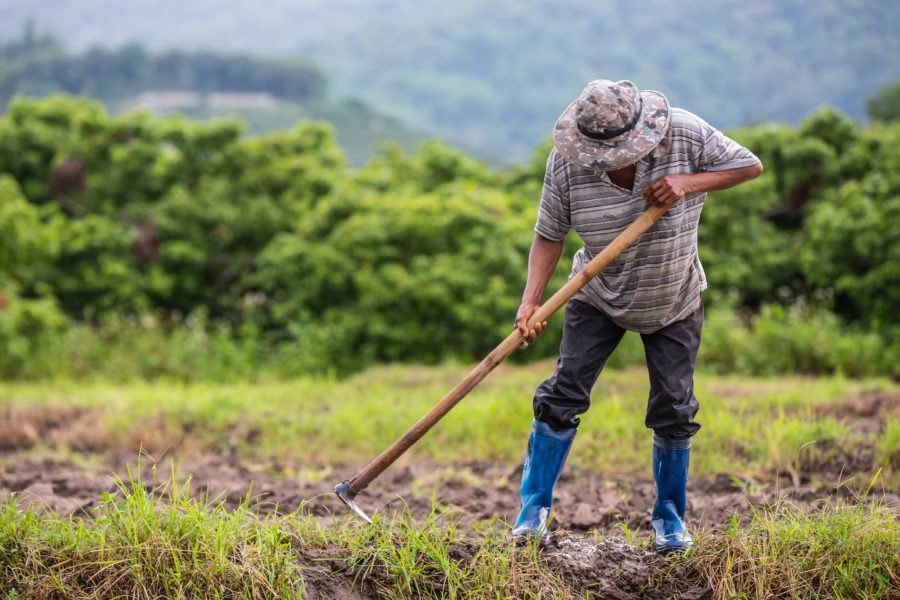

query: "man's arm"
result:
(515, 233), (565, 348)
(642, 163), (764, 207)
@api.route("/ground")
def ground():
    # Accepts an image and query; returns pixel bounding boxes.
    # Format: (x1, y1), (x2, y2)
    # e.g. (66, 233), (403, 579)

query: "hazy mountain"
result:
(3, 0), (898, 162)
(0, 32), (424, 165)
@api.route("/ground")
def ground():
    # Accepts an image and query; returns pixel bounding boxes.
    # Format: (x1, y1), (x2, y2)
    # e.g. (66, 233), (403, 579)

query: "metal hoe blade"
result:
(334, 480), (372, 523)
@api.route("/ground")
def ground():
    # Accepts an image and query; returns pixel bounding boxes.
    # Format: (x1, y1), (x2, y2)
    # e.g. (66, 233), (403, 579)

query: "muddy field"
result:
(1, 390), (898, 599)
(2, 389), (898, 528)
(5, 453), (899, 535)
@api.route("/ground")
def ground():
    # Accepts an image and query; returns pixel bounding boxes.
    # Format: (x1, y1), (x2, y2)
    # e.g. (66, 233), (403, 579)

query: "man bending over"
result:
(512, 79), (763, 553)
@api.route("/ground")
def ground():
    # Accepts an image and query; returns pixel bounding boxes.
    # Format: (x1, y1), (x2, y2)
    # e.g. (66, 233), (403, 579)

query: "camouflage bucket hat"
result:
(553, 79), (671, 171)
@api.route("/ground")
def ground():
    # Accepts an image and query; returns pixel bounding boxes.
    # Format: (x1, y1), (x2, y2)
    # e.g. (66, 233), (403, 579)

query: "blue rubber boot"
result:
(511, 420), (576, 539)
(651, 435), (694, 554)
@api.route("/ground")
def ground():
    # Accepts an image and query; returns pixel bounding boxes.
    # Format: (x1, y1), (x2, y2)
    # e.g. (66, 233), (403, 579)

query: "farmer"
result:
(512, 79), (763, 553)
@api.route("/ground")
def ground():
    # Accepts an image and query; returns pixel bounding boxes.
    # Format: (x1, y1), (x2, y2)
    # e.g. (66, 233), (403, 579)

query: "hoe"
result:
(334, 203), (670, 522)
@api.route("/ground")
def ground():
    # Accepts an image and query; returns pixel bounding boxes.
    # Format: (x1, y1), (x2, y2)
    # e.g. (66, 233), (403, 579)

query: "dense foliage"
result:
(2, 1), (898, 162)
(867, 81), (900, 123)
(0, 96), (897, 379)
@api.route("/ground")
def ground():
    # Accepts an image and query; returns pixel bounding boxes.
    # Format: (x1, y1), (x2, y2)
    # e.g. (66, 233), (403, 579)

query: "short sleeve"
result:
(694, 116), (762, 172)
(534, 149), (571, 241)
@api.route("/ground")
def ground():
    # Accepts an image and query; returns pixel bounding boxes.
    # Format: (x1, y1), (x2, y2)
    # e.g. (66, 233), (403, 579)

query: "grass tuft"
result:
(686, 498), (900, 599)
(0, 468), (304, 599)
(333, 505), (570, 599)
(0, 473), (571, 599)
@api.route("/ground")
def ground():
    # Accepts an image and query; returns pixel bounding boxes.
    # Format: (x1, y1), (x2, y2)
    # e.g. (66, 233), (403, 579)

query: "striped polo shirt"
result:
(535, 107), (761, 333)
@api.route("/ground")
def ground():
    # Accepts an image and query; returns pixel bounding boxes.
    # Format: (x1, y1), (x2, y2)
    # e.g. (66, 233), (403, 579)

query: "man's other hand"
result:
(642, 174), (693, 207)
(516, 302), (547, 349)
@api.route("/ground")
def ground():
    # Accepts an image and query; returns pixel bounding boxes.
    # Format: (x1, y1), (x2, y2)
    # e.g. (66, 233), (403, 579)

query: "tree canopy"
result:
(1, 97), (897, 378)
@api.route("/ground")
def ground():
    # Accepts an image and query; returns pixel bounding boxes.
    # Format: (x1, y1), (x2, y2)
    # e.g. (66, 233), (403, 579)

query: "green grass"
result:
(0, 470), (897, 599)
(687, 498), (900, 599)
(880, 420), (900, 471)
(0, 471), (305, 598)
(0, 363), (895, 483)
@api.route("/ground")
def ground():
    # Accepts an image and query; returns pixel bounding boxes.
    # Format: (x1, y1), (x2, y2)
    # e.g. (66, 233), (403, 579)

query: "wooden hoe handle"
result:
(345, 204), (669, 494)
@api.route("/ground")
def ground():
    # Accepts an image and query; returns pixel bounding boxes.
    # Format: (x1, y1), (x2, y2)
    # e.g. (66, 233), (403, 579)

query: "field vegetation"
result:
(1, 363), (898, 598)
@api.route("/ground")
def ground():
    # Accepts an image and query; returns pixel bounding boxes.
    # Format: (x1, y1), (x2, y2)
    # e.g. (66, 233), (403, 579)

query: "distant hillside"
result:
(0, 29), (423, 165)
(183, 99), (423, 166)
(0, 26), (326, 104)
(3, 0), (899, 162)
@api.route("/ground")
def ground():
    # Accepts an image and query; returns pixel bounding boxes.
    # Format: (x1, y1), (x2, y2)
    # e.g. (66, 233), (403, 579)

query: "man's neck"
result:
(606, 163), (636, 191)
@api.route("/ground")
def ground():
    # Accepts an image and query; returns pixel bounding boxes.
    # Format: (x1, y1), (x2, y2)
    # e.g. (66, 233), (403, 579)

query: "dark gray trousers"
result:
(533, 299), (703, 440)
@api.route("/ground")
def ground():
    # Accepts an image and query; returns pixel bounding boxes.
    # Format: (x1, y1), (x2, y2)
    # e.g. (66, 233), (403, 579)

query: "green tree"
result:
(252, 182), (534, 368)
(0, 175), (67, 377)
(867, 81), (900, 122)
(801, 123), (900, 327)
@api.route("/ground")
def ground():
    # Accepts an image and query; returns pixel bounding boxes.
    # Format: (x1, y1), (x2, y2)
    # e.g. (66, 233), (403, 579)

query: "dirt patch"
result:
(295, 546), (371, 600)
(791, 437), (878, 482)
(0, 456), (116, 515)
(544, 536), (658, 597)
(0, 404), (109, 452)
(0, 403), (213, 460)
(817, 389), (900, 434)
(541, 536), (711, 599)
